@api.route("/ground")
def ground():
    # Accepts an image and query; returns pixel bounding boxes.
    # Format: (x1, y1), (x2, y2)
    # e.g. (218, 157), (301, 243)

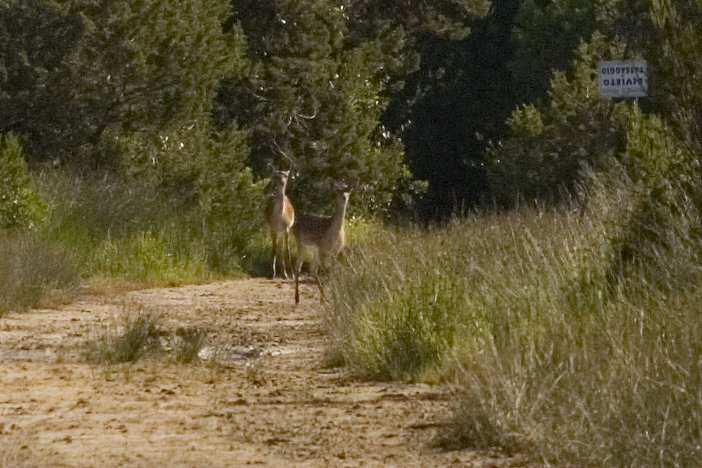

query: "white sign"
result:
(598, 60), (648, 98)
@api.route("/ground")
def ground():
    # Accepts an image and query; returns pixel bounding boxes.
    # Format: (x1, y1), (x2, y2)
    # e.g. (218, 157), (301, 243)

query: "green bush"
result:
(36, 170), (211, 284)
(325, 215), (561, 380)
(197, 127), (269, 274)
(340, 268), (465, 380)
(599, 107), (702, 298)
(0, 136), (46, 230)
(36, 122), (267, 283)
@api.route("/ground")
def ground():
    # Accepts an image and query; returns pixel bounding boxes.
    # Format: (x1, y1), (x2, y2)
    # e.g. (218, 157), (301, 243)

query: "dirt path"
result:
(0, 279), (525, 467)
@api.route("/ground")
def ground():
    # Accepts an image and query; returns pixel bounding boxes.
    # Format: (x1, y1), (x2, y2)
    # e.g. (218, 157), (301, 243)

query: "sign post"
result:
(598, 60), (648, 98)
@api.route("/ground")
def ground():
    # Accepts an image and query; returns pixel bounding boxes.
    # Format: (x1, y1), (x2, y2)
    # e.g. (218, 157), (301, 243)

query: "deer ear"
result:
(347, 177), (360, 190)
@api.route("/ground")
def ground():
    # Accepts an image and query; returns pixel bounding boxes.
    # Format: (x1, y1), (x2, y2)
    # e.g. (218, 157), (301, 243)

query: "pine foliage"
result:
(0, 135), (45, 230)
(0, 0), (240, 170)
(216, 0), (413, 215)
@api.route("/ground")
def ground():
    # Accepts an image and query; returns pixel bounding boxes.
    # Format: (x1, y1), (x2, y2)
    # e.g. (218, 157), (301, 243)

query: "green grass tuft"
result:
(85, 308), (161, 365)
(169, 327), (206, 364)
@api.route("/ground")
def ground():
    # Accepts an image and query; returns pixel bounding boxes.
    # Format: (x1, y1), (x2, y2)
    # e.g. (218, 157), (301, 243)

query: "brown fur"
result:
(265, 169), (295, 278)
(294, 179), (358, 303)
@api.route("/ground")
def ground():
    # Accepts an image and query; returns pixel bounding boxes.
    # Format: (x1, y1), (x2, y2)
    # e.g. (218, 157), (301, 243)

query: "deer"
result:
(293, 178), (359, 304)
(264, 165), (295, 279)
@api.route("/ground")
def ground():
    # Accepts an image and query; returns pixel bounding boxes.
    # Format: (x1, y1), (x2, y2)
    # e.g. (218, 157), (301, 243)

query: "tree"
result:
(345, 0), (495, 217)
(510, 0), (598, 105)
(216, 0), (418, 216)
(0, 135), (45, 230)
(0, 0), (241, 172)
(486, 34), (631, 204)
(487, 0), (702, 204)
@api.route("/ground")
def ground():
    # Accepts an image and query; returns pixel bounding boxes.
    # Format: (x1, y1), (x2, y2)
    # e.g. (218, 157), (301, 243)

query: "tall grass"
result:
(0, 233), (78, 315)
(33, 170), (269, 285)
(326, 170), (702, 467)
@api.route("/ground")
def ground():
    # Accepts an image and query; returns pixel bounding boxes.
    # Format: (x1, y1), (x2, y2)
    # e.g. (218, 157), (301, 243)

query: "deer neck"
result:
(331, 195), (348, 235)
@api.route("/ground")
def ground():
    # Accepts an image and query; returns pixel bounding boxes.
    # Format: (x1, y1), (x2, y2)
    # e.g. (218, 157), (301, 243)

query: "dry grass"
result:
(84, 304), (208, 366)
(0, 234), (78, 316)
(326, 170), (702, 467)
(84, 306), (162, 365)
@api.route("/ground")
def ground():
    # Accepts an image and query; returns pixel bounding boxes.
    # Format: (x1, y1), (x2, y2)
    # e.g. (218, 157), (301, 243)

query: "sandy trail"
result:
(0, 279), (525, 467)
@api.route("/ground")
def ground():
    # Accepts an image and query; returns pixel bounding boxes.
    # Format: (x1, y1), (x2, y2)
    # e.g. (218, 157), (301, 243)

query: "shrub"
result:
(169, 327), (206, 364)
(0, 136), (45, 230)
(196, 127), (268, 275)
(447, 278), (702, 467)
(594, 107), (702, 300)
(339, 267), (465, 380)
(36, 170), (213, 284)
(85, 308), (210, 365)
(35, 133), (267, 284)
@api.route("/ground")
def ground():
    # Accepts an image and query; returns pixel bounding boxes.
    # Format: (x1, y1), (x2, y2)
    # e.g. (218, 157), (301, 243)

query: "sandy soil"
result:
(0, 278), (529, 468)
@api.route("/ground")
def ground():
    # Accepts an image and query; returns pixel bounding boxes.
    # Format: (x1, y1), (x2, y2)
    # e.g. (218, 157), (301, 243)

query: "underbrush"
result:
(33, 170), (269, 286)
(2, 168), (376, 313)
(326, 170), (702, 467)
(0, 233), (78, 315)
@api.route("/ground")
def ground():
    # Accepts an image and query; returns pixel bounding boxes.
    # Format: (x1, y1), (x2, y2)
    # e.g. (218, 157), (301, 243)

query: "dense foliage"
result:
(0, 135), (45, 229)
(215, 0), (410, 214)
(485, 0), (702, 299)
(215, 0), (489, 215)
(2, 1), (702, 466)
(2, 0), (702, 218)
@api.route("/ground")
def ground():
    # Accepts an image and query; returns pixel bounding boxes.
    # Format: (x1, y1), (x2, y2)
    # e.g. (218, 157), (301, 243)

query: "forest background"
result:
(3, 0), (702, 467)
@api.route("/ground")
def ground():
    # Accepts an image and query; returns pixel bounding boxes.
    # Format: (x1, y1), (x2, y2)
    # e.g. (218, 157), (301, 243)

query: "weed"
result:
(169, 327), (206, 364)
(0, 233), (77, 315)
(85, 307), (161, 365)
(33, 169), (268, 285)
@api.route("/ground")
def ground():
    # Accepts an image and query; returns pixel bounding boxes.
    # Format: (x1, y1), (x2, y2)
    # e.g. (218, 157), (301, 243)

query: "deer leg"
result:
(316, 254), (327, 302)
(316, 274), (326, 302)
(283, 230), (293, 279)
(294, 247), (304, 304)
(270, 231), (278, 278)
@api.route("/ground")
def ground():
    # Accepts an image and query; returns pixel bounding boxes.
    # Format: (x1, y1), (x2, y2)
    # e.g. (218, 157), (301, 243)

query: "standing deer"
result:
(293, 178), (359, 304)
(264, 166), (295, 278)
